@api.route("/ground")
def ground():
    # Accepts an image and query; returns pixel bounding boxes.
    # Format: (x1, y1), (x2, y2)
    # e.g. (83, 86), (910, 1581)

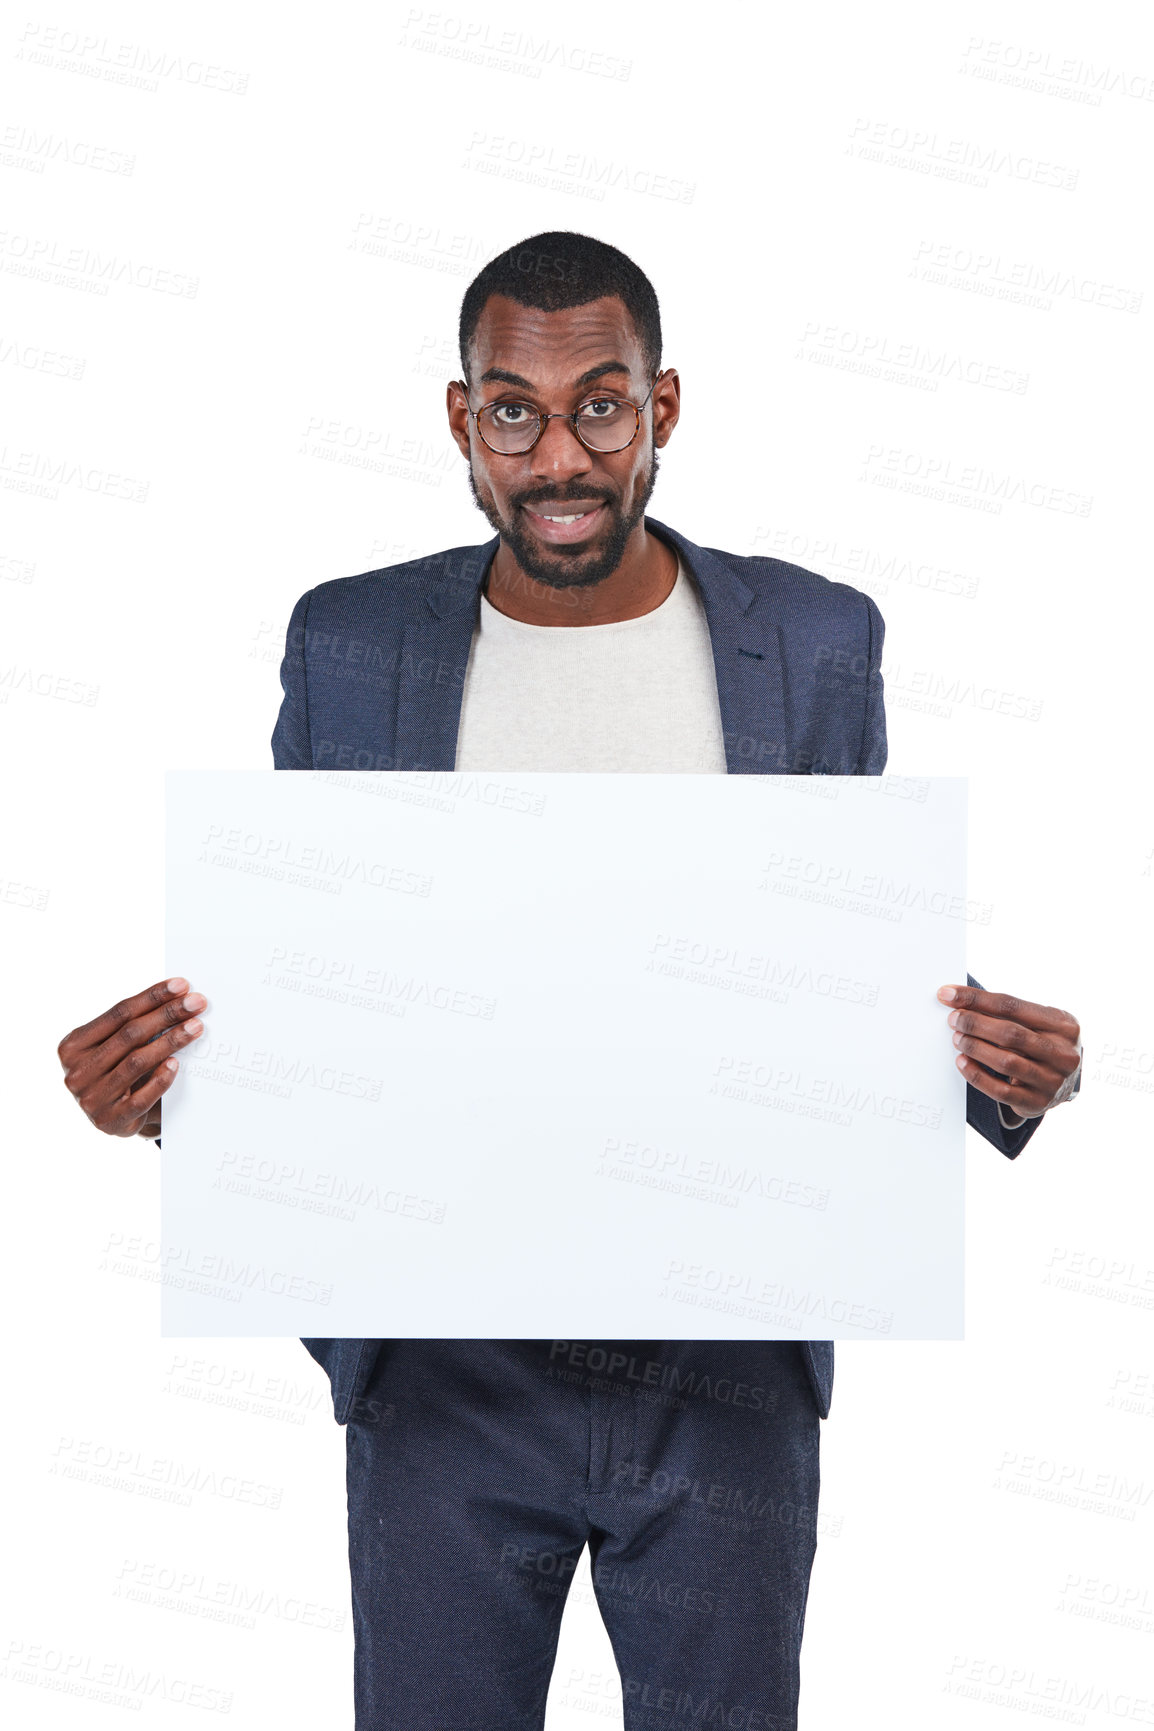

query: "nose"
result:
(528, 414), (595, 484)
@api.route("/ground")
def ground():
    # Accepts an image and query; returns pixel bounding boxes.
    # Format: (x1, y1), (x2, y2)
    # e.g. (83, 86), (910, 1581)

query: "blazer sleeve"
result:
(855, 594), (888, 775)
(964, 972), (1044, 1160)
(271, 588), (314, 770)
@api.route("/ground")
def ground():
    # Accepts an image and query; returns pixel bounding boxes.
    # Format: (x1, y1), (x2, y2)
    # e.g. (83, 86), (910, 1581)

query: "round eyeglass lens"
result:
(477, 403), (540, 452)
(573, 399), (637, 451)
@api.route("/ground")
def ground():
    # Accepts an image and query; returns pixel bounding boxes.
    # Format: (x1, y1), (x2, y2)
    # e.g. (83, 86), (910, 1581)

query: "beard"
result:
(467, 448), (660, 590)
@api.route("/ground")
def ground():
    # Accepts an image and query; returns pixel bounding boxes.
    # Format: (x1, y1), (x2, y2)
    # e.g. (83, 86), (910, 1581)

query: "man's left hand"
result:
(937, 985), (1082, 1120)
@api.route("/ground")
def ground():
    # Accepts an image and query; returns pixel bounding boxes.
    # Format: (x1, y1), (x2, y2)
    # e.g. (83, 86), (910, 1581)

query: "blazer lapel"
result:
(394, 537), (497, 770)
(646, 517), (791, 775)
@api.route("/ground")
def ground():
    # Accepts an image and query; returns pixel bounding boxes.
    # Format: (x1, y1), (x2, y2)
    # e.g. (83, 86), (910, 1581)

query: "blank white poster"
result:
(162, 771), (967, 1338)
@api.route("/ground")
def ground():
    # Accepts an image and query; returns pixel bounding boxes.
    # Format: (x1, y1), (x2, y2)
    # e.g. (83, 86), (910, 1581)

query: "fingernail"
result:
(184, 1018), (203, 1036)
(947, 1010), (960, 1028)
(952, 1032), (963, 1047)
(165, 1057), (180, 1071)
(167, 978), (189, 994)
(956, 1055), (967, 1070)
(182, 993), (206, 1012)
(938, 986), (958, 1002)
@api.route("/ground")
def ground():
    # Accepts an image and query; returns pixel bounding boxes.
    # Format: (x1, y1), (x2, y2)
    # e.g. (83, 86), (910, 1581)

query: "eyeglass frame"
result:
(459, 371), (663, 457)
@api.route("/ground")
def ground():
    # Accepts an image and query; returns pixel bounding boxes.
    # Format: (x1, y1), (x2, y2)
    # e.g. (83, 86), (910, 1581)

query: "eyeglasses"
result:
(464, 375), (660, 455)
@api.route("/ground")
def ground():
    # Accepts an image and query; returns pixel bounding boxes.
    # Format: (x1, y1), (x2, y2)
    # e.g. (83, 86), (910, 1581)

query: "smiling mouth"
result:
(520, 500), (608, 542)
(523, 502), (605, 521)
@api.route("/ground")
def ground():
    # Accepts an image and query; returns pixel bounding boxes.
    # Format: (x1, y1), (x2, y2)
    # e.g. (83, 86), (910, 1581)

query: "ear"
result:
(446, 379), (472, 459)
(652, 366), (681, 449)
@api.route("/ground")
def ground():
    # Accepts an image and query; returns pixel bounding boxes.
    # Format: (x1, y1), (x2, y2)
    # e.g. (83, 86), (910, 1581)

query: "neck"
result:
(484, 521), (678, 626)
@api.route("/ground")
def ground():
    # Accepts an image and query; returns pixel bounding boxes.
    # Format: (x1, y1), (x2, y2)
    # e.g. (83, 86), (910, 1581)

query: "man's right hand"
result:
(57, 978), (207, 1141)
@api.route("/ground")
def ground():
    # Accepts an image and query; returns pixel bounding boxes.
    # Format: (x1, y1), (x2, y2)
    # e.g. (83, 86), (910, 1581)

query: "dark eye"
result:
(491, 402), (534, 425)
(578, 398), (619, 418)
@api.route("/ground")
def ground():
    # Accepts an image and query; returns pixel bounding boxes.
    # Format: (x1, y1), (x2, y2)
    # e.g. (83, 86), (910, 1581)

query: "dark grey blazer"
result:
(268, 516), (1042, 1423)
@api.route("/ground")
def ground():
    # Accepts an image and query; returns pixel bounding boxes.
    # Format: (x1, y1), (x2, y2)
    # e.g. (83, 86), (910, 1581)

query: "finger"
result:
(937, 986), (1080, 1042)
(62, 989), (206, 1095)
(58, 978), (194, 1067)
(73, 1016), (204, 1124)
(953, 1031), (1066, 1098)
(955, 1052), (1050, 1115)
(946, 1009), (1082, 1075)
(104, 1055), (183, 1138)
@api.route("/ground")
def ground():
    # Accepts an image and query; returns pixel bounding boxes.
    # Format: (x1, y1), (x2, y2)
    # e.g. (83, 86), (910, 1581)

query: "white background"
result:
(3, 0), (1151, 1725)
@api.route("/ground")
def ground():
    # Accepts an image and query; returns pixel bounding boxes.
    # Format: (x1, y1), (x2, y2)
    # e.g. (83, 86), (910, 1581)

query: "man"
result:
(59, 232), (1082, 1730)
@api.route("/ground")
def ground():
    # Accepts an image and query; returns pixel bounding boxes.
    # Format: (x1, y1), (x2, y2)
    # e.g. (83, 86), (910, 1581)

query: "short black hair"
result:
(458, 231), (662, 385)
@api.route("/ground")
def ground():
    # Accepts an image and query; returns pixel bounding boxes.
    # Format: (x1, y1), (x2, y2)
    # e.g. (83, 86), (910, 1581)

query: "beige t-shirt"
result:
(454, 557), (728, 774)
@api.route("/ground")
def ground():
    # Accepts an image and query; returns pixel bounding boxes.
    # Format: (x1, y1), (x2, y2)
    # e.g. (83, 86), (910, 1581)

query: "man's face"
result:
(447, 294), (679, 589)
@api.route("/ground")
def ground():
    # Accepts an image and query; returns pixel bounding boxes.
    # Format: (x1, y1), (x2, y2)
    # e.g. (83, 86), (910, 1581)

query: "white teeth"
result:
(541, 512), (587, 524)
